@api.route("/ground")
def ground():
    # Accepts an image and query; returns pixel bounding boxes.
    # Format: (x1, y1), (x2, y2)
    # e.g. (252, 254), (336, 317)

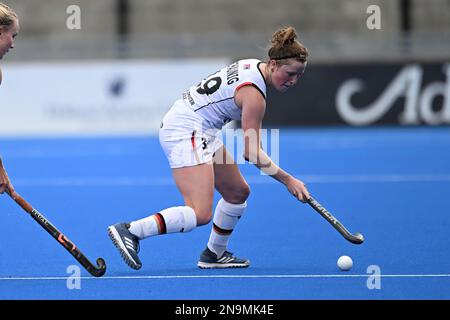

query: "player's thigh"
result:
(171, 162), (215, 225)
(213, 146), (250, 204)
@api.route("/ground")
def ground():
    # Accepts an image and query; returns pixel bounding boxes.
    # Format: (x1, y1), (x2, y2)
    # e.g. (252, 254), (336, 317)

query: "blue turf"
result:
(1, 127), (449, 299)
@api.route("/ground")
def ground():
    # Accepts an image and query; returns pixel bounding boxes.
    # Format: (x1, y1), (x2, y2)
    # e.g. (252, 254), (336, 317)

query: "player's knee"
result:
(223, 183), (250, 204)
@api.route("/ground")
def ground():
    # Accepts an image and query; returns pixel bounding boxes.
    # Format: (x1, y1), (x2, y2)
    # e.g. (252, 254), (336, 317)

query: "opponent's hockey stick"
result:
(7, 190), (107, 277)
(307, 196), (364, 244)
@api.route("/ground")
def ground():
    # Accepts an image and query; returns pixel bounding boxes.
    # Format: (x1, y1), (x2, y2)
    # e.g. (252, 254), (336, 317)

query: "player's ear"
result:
(268, 59), (277, 71)
(0, 25), (8, 35)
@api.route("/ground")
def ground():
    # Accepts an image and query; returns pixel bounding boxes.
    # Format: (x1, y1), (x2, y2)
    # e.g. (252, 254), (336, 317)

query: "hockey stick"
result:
(307, 196), (364, 244)
(7, 190), (107, 277)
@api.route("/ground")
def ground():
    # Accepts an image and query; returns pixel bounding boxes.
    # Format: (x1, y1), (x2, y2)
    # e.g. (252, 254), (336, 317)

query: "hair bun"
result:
(268, 26), (308, 62)
(271, 27), (297, 49)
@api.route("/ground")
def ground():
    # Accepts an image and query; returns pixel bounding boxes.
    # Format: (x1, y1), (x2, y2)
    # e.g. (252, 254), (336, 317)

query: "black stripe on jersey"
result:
(257, 62), (268, 87)
(193, 96), (235, 112)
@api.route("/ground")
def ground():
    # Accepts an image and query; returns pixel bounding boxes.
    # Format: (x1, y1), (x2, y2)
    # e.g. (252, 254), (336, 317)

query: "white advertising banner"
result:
(0, 59), (228, 136)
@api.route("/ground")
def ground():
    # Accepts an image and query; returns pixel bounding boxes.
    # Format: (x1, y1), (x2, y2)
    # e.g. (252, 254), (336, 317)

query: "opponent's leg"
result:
(198, 147), (251, 269)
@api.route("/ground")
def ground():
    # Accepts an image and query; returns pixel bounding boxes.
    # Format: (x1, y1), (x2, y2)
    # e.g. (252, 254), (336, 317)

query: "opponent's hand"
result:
(0, 158), (14, 195)
(286, 176), (310, 203)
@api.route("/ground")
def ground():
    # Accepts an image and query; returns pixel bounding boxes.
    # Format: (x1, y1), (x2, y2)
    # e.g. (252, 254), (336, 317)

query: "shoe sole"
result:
(197, 261), (250, 269)
(107, 226), (142, 270)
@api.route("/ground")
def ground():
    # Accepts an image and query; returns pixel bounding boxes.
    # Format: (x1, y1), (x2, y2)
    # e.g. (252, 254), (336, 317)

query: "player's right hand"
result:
(286, 176), (310, 203)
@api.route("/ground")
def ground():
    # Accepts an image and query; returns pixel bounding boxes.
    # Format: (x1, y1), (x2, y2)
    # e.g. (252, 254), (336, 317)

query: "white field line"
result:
(1, 274), (450, 281)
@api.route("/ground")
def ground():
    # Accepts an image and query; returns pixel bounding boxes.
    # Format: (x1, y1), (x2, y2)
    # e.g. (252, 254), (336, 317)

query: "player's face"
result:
(270, 60), (307, 92)
(0, 20), (19, 59)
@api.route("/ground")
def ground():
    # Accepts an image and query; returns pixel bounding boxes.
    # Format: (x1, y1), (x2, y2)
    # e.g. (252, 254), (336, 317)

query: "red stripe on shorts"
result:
(191, 130), (196, 150)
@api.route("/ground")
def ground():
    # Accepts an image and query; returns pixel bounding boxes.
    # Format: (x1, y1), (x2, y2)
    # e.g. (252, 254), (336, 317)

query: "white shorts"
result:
(159, 99), (223, 169)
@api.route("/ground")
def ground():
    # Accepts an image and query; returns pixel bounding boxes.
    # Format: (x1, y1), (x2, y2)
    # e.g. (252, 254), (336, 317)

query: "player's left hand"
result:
(286, 176), (310, 203)
(0, 158), (14, 195)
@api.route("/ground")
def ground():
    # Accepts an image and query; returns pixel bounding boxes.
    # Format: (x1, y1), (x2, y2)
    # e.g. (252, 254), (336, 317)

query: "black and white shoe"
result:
(197, 247), (250, 269)
(108, 222), (142, 270)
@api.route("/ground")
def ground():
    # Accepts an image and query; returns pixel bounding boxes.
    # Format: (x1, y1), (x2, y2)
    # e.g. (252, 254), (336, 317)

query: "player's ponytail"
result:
(268, 26), (308, 64)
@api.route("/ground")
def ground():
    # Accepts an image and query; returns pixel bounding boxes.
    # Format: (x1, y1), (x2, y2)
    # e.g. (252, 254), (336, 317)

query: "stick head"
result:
(353, 232), (365, 244)
(86, 258), (107, 277)
(91, 258), (107, 277)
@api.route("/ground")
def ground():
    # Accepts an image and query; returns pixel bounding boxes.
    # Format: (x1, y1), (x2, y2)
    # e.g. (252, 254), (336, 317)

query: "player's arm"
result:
(0, 158), (14, 195)
(237, 85), (310, 202)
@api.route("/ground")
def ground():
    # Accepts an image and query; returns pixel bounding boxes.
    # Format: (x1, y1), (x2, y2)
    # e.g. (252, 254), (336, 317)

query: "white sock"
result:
(207, 198), (247, 257)
(128, 206), (197, 240)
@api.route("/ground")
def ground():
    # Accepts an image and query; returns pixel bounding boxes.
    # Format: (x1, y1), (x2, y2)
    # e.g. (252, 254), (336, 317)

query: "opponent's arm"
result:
(237, 86), (310, 202)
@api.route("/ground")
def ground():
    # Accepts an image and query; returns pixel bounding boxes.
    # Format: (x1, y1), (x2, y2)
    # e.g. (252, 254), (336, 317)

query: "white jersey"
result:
(181, 59), (267, 129)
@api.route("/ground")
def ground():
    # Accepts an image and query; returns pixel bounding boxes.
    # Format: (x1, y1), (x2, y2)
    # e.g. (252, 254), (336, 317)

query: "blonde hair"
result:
(0, 2), (18, 29)
(268, 26), (308, 63)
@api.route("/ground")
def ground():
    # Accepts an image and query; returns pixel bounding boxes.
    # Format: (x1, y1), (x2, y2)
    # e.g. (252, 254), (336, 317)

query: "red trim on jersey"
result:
(235, 82), (254, 92)
(235, 82), (266, 100)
